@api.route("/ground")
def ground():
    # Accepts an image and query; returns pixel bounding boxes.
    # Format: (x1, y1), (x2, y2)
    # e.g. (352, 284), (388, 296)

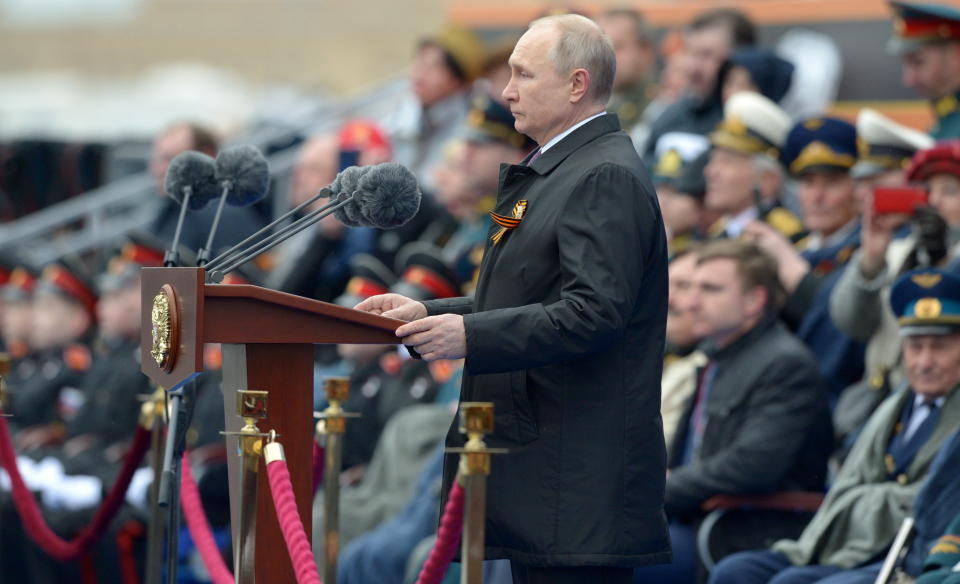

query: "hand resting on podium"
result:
(355, 293), (466, 361)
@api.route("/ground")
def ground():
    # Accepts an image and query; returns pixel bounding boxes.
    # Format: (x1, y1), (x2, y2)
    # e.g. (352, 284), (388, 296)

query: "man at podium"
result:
(356, 14), (670, 584)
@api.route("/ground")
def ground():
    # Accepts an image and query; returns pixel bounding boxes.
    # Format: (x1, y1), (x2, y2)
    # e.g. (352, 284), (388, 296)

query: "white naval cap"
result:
(710, 91), (792, 158)
(851, 108), (934, 178)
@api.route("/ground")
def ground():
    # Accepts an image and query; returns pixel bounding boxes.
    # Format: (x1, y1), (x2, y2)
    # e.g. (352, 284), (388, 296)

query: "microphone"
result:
(162, 152), (219, 266)
(216, 144), (272, 207)
(330, 166), (369, 227)
(206, 162), (421, 281)
(352, 162), (421, 229)
(196, 145), (272, 266)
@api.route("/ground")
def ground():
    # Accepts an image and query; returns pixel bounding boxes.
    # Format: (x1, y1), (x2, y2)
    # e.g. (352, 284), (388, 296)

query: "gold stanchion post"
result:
(454, 402), (500, 584)
(222, 389), (270, 584)
(315, 377), (353, 584)
(140, 385), (168, 584)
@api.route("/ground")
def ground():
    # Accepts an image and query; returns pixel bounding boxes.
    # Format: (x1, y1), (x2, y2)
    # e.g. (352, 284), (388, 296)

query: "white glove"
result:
(125, 467), (155, 512)
(42, 475), (102, 511)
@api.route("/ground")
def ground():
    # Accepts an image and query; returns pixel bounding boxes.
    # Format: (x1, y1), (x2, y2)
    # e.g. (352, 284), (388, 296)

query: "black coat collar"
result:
(526, 114), (622, 175)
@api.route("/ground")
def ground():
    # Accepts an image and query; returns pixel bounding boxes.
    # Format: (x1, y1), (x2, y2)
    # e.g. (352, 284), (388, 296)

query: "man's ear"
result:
(745, 285), (768, 318)
(756, 166), (782, 203)
(569, 68), (591, 103)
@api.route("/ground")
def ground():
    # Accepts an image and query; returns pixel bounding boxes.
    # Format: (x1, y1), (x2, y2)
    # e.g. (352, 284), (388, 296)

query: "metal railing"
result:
(0, 75), (408, 266)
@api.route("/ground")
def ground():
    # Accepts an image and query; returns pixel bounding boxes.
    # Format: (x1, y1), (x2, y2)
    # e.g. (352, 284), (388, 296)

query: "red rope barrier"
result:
(312, 441), (324, 495)
(265, 447), (322, 584)
(0, 416), (151, 562)
(415, 479), (465, 584)
(180, 451), (234, 584)
(116, 520), (145, 584)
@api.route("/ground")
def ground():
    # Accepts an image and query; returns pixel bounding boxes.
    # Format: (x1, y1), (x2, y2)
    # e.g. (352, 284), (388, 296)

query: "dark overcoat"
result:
(422, 114), (671, 567)
(665, 315), (833, 516)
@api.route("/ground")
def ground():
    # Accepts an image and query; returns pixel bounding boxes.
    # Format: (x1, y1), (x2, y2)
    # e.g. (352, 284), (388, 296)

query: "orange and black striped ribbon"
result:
(490, 200), (527, 245)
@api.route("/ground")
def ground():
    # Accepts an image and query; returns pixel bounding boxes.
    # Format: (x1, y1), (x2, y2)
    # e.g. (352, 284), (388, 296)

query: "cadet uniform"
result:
(7, 259), (97, 436)
(888, 1), (960, 140)
(2, 266), (39, 391)
(56, 237), (166, 477)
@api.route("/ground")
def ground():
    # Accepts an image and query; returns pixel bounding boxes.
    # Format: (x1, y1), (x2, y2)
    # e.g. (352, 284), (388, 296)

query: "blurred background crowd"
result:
(4, 0), (960, 583)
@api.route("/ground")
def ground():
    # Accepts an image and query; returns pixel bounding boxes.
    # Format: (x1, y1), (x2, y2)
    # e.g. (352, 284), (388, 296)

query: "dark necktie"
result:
(527, 149), (542, 166)
(680, 362), (718, 465)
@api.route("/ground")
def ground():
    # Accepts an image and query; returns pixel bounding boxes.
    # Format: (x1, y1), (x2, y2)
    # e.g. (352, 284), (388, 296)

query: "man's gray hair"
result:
(529, 14), (617, 106)
(752, 153), (784, 183)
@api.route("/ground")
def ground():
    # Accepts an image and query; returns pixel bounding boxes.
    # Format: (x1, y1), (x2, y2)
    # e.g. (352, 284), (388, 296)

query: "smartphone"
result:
(873, 186), (928, 215)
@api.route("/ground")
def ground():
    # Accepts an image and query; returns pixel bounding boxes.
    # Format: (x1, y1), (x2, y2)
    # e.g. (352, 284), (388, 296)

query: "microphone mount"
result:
(206, 194), (354, 283)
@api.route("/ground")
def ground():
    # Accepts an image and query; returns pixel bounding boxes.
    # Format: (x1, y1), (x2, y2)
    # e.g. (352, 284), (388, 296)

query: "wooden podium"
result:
(139, 267), (403, 583)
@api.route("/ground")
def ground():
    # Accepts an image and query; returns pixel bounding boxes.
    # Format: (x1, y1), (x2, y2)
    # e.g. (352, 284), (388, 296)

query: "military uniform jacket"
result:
(774, 386), (960, 569)
(931, 90), (960, 140)
(423, 114), (671, 567)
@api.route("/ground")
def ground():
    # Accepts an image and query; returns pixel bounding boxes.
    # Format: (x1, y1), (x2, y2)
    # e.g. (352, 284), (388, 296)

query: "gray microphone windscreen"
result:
(215, 144), (271, 207)
(356, 162), (421, 229)
(331, 166), (369, 227)
(164, 152), (219, 210)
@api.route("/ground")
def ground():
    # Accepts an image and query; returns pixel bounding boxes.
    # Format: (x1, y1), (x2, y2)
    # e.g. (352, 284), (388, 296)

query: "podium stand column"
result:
(222, 343), (315, 584)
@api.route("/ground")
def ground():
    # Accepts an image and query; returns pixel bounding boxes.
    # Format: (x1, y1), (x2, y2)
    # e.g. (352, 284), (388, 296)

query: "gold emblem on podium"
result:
(150, 284), (180, 372)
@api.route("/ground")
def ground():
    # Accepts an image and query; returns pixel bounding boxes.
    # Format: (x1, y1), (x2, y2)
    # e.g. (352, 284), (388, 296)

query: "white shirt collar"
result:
(914, 394), (946, 409)
(724, 207), (759, 238)
(539, 112), (607, 154)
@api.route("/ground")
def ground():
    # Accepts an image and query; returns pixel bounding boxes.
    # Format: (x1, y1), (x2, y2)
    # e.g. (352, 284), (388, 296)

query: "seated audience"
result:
(634, 239), (832, 583)
(710, 268), (960, 584)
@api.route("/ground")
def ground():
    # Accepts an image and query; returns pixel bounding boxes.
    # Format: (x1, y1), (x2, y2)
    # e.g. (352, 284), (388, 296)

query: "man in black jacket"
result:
(356, 13), (670, 584)
(638, 239), (832, 582)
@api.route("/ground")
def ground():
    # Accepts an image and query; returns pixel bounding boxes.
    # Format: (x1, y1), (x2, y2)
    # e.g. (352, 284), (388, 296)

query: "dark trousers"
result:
(709, 550), (849, 584)
(510, 563), (633, 584)
(632, 520), (696, 583)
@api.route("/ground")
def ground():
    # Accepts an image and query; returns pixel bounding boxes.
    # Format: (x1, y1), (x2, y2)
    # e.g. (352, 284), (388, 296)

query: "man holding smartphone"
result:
(830, 141), (960, 443)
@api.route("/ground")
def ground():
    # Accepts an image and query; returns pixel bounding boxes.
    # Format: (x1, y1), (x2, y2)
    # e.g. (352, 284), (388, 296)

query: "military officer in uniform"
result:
(704, 91), (804, 241)
(746, 117), (866, 395)
(651, 132), (711, 257)
(889, 0), (960, 140)
(850, 108), (934, 188)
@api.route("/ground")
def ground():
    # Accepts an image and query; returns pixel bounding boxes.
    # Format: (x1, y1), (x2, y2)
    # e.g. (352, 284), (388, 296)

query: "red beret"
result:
(906, 140), (960, 182)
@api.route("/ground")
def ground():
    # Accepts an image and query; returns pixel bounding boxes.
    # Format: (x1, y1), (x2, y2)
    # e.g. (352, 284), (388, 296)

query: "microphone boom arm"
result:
(207, 195), (354, 282)
(205, 189), (337, 271)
